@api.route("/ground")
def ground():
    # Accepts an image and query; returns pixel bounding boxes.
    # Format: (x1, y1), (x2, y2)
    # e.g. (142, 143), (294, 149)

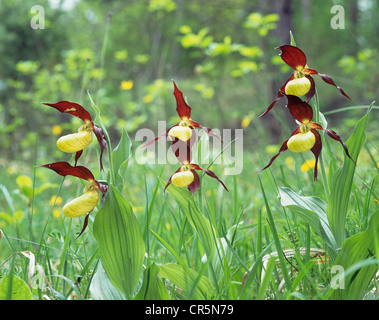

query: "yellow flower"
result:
(143, 94), (153, 103)
(49, 195), (63, 206)
(16, 175), (32, 188)
(7, 166), (16, 175)
(53, 209), (61, 218)
(241, 117), (251, 128)
(265, 145), (278, 155)
(285, 156), (295, 170)
(121, 80), (134, 90)
(166, 223), (171, 231)
(301, 159), (319, 172)
(52, 125), (63, 136)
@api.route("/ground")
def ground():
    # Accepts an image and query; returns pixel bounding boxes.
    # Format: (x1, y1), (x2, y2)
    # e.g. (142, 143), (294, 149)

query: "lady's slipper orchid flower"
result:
(39, 161), (107, 237)
(257, 95), (355, 180)
(164, 140), (228, 194)
(43, 101), (107, 169)
(259, 45), (351, 118)
(142, 80), (221, 147)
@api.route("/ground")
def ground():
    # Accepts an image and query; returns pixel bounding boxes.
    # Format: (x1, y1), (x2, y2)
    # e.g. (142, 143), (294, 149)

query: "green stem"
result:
(56, 218), (72, 291)
(106, 132), (116, 185)
(313, 89), (330, 200)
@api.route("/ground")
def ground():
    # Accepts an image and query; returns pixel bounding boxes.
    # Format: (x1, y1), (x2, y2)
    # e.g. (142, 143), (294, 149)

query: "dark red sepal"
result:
(43, 101), (92, 123)
(286, 95), (313, 122)
(171, 138), (193, 164)
(173, 80), (192, 120)
(39, 161), (95, 181)
(187, 170), (200, 194)
(91, 124), (107, 170)
(310, 129), (322, 181)
(74, 150), (83, 166)
(276, 45), (307, 70)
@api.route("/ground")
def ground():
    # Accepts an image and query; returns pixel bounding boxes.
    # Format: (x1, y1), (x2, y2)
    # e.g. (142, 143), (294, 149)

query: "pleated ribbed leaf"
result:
(326, 104), (373, 248)
(331, 211), (379, 300)
(93, 185), (145, 299)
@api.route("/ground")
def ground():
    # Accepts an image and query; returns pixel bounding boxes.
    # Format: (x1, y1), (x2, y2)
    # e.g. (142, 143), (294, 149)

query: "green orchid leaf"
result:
(326, 103), (373, 248)
(134, 263), (170, 300)
(0, 273), (33, 300)
(158, 263), (214, 300)
(278, 187), (337, 255)
(330, 211), (379, 300)
(93, 184), (145, 299)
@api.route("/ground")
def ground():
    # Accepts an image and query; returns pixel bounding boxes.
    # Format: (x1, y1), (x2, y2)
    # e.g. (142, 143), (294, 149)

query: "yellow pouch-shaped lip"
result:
(57, 128), (93, 153)
(287, 131), (316, 153)
(285, 77), (311, 97)
(172, 170), (194, 188)
(168, 126), (192, 142)
(62, 189), (99, 218)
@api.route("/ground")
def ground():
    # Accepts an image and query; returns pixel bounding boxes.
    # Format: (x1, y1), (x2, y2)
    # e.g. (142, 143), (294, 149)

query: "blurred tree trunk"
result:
(271, 0), (293, 44)
(350, 0), (358, 26)
(260, 0), (293, 142)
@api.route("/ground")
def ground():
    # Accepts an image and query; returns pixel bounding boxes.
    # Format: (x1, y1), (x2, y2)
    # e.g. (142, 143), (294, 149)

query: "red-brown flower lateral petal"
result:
(39, 161), (95, 181)
(255, 139), (290, 174)
(323, 129), (355, 164)
(173, 80), (192, 120)
(187, 119), (223, 143)
(76, 213), (91, 239)
(276, 45), (307, 70)
(310, 123), (356, 166)
(258, 91), (285, 119)
(317, 73), (351, 100)
(43, 101), (92, 123)
(191, 164), (229, 192)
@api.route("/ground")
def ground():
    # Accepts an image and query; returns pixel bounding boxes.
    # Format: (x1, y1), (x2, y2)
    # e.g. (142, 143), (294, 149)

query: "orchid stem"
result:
(313, 90), (330, 200)
(57, 217), (72, 291)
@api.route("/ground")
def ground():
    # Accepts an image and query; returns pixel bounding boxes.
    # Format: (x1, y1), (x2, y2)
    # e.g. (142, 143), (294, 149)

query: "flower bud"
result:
(285, 77), (311, 97)
(62, 188), (99, 218)
(171, 170), (194, 188)
(168, 126), (192, 142)
(57, 124), (93, 153)
(287, 131), (316, 153)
